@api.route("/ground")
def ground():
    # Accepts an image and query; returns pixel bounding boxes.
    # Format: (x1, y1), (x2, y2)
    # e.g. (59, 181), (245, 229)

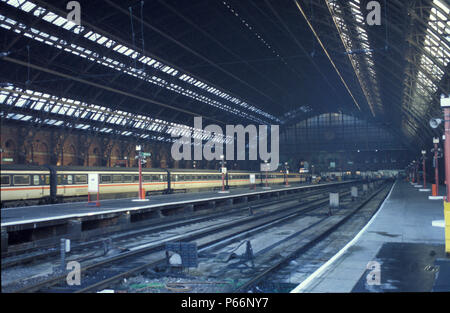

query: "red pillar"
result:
(434, 140), (439, 195)
(138, 155), (143, 200)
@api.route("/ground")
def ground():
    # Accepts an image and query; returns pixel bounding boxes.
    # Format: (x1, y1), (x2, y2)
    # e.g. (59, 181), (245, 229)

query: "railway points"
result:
(0, 0), (449, 302)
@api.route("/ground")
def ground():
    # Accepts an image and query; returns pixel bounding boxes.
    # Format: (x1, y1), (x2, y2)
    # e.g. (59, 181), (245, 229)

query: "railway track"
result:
(6, 182), (368, 293)
(2, 183), (351, 268)
(232, 182), (391, 292)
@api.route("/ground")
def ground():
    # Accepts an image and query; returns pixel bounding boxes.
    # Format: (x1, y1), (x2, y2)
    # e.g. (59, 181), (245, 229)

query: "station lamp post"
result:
(136, 145), (144, 200)
(135, 145), (151, 201)
(430, 95), (450, 199)
(431, 137), (441, 196)
(441, 94), (450, 255)
(263, 160), (270, 189)
(285, 162), (290, 187)
(421, 150), (427, 189)
(264, 160), (269, 189)
(220, 154), (226, 193)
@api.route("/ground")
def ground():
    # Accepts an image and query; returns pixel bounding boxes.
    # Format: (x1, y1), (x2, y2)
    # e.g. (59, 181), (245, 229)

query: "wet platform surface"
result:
(1, 181), (349, 227)
(352, 242), (446, 292)
(292, 180), (449, 293)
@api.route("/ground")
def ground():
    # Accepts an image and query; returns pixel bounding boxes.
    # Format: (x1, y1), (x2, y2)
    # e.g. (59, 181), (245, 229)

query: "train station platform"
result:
(1, 181), (353, 227)
(1, 180), (365, 254)
(291, 180), (450, 293)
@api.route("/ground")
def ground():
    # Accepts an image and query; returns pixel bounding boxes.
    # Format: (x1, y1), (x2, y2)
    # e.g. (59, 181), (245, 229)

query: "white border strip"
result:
(290, 180), (397, 293)
(1, 181), (354, 227)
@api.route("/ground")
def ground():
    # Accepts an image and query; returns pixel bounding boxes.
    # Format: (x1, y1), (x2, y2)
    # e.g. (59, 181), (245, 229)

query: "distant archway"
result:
(63, 145), (76, 166)
(2, 139), (15, 164)
(89, 146), (101, 167)
(35, 142), (50, 165)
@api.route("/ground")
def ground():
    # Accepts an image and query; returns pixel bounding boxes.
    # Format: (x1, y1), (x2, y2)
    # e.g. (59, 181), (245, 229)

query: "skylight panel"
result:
(32, 6), (45, 17)
(1, 1), (277, 123)
(7, 0), (24, 7)
(21, 1), (36, 12)
(62, 20), (76, 30)
(42, 12), (57, 23)
(123, 49), (134, 56)
(46, 119), (57, 125)
(117, 46), (128, 54)
(52, 16), (66, 26)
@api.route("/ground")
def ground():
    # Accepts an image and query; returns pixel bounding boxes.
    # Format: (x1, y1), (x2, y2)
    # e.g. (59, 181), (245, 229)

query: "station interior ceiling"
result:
(0, 0), (449, 171)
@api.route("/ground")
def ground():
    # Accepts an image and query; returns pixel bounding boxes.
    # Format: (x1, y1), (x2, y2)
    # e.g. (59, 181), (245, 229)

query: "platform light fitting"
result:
(429, 118), (443, 129)
(440, 94), (450, 108)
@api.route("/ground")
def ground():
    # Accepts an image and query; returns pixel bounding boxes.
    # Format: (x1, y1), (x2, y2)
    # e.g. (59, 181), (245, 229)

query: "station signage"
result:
(88, 173), (99, 193)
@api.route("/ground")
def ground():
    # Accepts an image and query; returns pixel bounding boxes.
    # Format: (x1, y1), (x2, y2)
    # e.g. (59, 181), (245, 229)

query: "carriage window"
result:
(101, 175), (111, 183)
(1, 175), (10, 186)
(45, 175), (50, 184)
(75, 175), (87, 184)
(34, 175), (40, 185)
(13, 175), (30, 185)
(112, 175), (122, 183)
(143, 175), (151, 182)
(123, 175), (132, 183)
(67, 175), (73, 184)
(160, 175), (165, 181)
(152, 175), (159, 181)
(134, 175), (139, 182)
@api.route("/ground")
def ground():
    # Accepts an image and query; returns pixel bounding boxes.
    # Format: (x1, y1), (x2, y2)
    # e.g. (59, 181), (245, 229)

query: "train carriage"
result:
(227, 170), (252, 188)
(1, 164), (308, 207)
(169, 168), (223, 191)
(0, 165), (52, 204)
(54, 166), (169, 199)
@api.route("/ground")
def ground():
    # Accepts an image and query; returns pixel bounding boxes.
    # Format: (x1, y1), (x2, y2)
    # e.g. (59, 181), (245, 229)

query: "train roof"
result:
(0, 164), (299, 174)
(54, 166), (167, 173)
(1, 164), (51, 171)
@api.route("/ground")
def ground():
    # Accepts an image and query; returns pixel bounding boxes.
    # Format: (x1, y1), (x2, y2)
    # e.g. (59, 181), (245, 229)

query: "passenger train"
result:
(0, 165), (308, 207)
